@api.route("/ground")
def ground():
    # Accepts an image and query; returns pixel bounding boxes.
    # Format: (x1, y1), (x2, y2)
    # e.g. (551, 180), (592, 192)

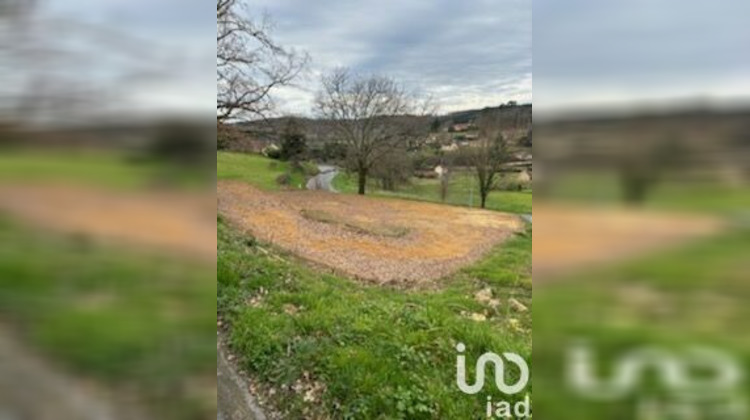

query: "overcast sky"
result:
(36, 0), (748, 120)
(534, 0), (750, 116)
(251, 0), (532, 116)
(37, 0), (215, 118)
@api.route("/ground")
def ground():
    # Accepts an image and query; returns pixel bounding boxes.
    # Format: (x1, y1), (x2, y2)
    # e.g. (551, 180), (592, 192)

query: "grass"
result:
(217, 151), (533, 416)
(546, 170), (750, 215)
(217, 152), (531, 214)
(0, 216), (217, 419)
(333, 171), (532, 214)
(0, 149), (208, 189)
(533, 228), (750, 419)
(217, 151), (305, 190)
(218, 218), (531, 418)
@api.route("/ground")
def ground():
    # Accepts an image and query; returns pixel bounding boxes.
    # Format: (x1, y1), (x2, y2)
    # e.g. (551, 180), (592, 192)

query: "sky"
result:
(13, 0), (216, 121)
(24, 0), (748, 121)
(250, 0), (532, 116)
(533, 0), (750, 116)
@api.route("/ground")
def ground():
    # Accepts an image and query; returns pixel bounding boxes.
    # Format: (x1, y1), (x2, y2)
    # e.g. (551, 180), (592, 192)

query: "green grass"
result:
(218, 219), (531, 419)
(217, 152), (531, 213)
(334, 171), (532, 214)
(0, 216), (216, 419)
(0, 150), (211, 189)
(533, 228), (750, 419)
(0, 151), (154, 187)
(217, 151), (305, 190)
(217, 151), (533, 417)
(546, 170), (750, 215)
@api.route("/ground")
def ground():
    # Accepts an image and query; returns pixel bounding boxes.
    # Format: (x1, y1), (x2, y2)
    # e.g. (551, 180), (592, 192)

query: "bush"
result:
(263, 145), (282, 160)
(150, 121), (212, 165)
(298, 161), (320, 177)
(275, 173), (291, 186)
(496, 175), (529, 191)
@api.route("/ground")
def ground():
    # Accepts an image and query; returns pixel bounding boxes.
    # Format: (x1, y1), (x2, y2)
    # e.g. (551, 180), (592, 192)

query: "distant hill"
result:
(445, 103), (532, 126)
(232, 103), (532, 145)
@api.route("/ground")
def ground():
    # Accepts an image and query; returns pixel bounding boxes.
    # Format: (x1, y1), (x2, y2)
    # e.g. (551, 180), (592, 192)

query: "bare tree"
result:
(464, 114), (513, 208)
(217, 0), (308, 122)
(314, 68), (432, 195)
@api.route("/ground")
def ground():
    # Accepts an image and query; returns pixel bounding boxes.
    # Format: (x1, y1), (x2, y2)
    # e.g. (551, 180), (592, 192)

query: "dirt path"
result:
(533, 202), (724, 283)
(218, 180), (524, 285)
(0, 182), (216, 260)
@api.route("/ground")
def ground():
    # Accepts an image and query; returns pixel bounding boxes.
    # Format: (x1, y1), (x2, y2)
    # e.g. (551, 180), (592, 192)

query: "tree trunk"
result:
(357, 168), (367, 195)
(480, 192), (488, 209)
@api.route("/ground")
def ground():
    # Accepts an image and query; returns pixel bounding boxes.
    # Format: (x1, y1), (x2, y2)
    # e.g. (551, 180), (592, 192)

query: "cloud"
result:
(533, 0), (750, 113)
(251, 0), (532, 115)
(40, 0), (215, 116)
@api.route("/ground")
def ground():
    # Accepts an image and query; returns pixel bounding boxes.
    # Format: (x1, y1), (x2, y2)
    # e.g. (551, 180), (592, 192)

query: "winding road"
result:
(305, 165), (339, 192)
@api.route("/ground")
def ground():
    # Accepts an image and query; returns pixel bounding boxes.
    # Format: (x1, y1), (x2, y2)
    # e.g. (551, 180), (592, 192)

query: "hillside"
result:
(230, 103), (532, 148)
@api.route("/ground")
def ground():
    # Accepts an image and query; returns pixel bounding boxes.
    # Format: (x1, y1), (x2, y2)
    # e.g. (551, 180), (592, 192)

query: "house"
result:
(451, 123), (472, 132)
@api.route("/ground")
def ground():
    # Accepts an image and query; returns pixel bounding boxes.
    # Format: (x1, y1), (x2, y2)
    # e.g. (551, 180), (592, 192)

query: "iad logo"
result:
(455, 343), (532, 418)
(567, 342), (747, 419)
(455, 343), (529, 395)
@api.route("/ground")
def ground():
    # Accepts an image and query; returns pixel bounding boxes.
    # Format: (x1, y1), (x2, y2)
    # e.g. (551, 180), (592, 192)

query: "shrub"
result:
(298, 161), (320, 177)
(275, 173), (291, 186)
(263, 145), (282, 160)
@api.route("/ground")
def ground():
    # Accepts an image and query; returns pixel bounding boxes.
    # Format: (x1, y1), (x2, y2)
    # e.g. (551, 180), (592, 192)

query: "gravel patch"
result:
(218, 180), (524, 286)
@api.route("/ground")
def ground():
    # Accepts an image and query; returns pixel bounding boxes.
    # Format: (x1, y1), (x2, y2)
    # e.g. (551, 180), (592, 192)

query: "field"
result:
(0, 150), (208, 190)
(217, 151), (532, 214)
(533, 172), (750, 418)
(545, 170), (750, 214)
(217, 152), (532, 418)
(0, 151), (216, 419)
(533, 226), (750, 419)
(217, 151), (306, 190)
(333, 170), (532, 214)
(218, 180), (524, 285)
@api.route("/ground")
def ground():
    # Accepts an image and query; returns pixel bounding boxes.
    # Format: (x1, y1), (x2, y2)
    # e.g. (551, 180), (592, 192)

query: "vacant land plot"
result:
(0, 183), (216, 260)
(218, 180), (524, 285)
(532, 202), (724, 282)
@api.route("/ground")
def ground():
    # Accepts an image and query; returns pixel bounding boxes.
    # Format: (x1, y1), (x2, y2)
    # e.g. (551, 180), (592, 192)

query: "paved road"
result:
(306, 165), (339, 192)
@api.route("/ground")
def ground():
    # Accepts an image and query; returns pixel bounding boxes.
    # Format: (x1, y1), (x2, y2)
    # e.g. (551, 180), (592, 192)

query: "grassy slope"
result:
(0, 151), (161, 188)
(535, 171), (750, 418)
(217, 151), (305, 190)
(547, 170), (750, 214)
(333, 171), (532, 214)
(219, 219), (531, 419)
(533, 228), (750, 419)
(0, 150), (209, 189)
(217, 152), (532, 417)
(217, 151), (531, 214)
(0, 217), (216, 419)
(0, 152), (215, 418)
